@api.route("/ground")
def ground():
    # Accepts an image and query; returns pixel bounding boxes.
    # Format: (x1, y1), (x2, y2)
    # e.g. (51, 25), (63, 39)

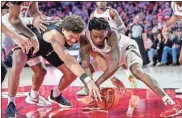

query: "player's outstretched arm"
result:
(95, 31), (121, 86)
(47, 30), (102, 101)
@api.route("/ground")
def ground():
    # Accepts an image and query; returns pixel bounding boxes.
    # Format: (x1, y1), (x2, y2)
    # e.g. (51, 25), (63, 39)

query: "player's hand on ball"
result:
(86, 80), (102, 102)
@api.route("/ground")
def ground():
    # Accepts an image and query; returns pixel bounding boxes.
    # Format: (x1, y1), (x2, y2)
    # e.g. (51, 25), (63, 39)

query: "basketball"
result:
(97, 88), (119, 110)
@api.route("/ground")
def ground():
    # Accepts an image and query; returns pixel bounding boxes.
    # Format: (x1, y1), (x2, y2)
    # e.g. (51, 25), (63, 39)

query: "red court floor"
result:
(2, 86), (182, 118)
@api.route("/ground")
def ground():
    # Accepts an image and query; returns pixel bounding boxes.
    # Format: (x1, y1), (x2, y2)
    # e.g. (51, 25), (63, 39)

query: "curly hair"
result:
(62, 15), (85, 33)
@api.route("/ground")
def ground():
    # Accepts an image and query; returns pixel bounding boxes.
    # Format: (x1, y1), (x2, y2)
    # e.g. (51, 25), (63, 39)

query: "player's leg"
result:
(42, 52), (76, 107)
(48, 64), (77, 107)
(127, 42), (182, 117)
(25, 57), (52, 106)
(6, 48), (27, 117)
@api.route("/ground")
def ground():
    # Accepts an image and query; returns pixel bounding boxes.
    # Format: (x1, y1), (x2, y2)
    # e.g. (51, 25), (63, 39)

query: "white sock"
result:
(123, 69), (132, 78)
(8, 95), (15, 105)
(162, 94), (175, 105)
(30, 89), (39, 98)
(53, 87), (62, 97)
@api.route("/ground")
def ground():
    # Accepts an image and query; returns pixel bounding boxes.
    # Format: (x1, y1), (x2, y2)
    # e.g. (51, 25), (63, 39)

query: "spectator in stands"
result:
(157, 31), (180, 66)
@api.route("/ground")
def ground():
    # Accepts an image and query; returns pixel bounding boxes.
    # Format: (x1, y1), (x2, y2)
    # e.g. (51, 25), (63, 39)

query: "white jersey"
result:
(2, 2), (33, 32)
(171, 2), (182, 20)
(93, 8), (117, 29)
(86, 31), (136, 63)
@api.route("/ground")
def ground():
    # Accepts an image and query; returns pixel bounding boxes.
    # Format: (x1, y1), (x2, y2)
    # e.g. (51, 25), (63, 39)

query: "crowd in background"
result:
(4, 2), (182, 67)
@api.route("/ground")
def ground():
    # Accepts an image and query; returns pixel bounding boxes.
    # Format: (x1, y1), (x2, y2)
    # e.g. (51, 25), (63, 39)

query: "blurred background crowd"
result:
(4, 1), (182, 67)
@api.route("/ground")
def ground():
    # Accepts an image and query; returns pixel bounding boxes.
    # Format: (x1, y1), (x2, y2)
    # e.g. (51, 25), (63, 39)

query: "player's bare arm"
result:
(8, 5), (35, 39)
(95, 31), (121, 86)
(44, 30), (102, 101)
(162, 15), (179, 40)
(110, 8), (126, 33)
(80, 35), (93, 77)
(29, 2), (48, 31)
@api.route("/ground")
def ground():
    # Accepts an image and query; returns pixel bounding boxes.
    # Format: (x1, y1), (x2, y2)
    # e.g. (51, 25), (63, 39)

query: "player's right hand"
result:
(30, 35), (39, 54)
(86, 80), (102, 102)
(13, 34), (32, 54)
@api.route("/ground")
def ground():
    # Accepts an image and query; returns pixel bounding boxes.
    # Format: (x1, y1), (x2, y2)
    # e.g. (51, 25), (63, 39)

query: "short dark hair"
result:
(88, 17), (110, 31)
(62, 15), (85, 33)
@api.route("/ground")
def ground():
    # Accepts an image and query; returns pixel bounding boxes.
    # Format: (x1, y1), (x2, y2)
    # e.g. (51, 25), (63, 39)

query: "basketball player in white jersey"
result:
(4, 2), (52, 117)
(80, 17), (182, 118)
(77, 2), (137, 96)
(162, 2), (182, 94)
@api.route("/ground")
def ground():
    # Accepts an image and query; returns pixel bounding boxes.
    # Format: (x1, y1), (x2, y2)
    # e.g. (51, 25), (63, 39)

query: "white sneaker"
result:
(25, 93), (52, 107)
(126, 95), (139, 115)
(175, 88), (182, 94)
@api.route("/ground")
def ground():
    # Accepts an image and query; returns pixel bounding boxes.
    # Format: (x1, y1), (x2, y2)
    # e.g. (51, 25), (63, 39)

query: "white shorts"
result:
(120, 40), (143, 68)
(90, 40), (143, 70)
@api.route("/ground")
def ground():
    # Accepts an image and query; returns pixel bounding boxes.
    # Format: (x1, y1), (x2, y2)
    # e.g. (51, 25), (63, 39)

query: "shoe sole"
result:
(5, 113), (17, 118)
(48, 95), (73, 108)
(25, 96), (52, 107)
(161, 109), (182, 118)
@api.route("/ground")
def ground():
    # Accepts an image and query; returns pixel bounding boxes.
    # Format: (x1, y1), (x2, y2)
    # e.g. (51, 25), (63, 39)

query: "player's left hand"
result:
(32, 15), (48, 32)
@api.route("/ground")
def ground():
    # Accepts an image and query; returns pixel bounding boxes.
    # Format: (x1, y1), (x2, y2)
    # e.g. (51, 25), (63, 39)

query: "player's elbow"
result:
(8, 16), (19, 27)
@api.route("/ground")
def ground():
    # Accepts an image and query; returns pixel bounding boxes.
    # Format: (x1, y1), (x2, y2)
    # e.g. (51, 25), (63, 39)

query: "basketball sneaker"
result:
(126, 95), (139, 115)
(25, 93), (52, 107)
(5, 102), (16, 118)
(111, 77), (127, 94)
(128, 75), (137, 88)
(76, 87), (88, 96)
(160, 102), (182, 117)
(48, 90), (72, 108)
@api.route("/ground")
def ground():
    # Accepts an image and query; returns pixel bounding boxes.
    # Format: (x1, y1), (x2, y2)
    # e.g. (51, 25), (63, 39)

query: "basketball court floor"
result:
(1, 66), (182, 118)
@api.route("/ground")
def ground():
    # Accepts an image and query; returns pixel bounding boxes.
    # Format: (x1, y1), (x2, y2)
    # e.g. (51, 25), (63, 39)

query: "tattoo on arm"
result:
(95, 31), (121, 86)
(80, 35), (93, 77)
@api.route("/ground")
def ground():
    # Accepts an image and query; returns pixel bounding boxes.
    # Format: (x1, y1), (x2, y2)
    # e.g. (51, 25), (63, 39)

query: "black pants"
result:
(1, 62), (7, 83)
(132, 37), (148, 65)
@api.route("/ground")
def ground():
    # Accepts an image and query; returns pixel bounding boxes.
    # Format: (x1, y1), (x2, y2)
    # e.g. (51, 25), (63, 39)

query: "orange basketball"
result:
(98, 88), (119, 110)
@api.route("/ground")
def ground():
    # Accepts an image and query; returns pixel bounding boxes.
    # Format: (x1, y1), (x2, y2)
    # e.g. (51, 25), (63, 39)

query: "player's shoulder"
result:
(108, 29), (120, 40)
